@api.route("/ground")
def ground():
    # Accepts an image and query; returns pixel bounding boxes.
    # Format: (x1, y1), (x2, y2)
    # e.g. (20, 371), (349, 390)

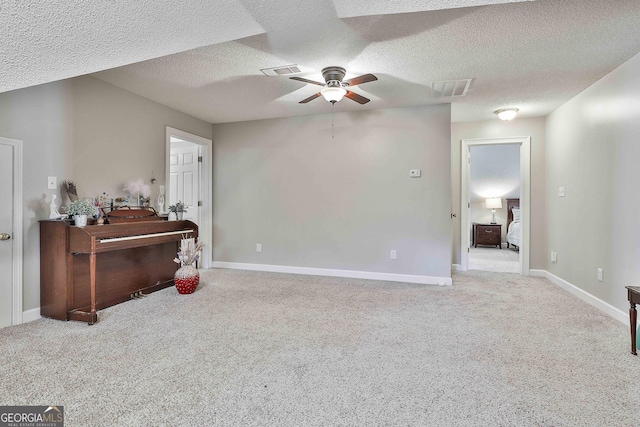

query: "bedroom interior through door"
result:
(460, 136), (531, 275)
(468, 143), (520, 273)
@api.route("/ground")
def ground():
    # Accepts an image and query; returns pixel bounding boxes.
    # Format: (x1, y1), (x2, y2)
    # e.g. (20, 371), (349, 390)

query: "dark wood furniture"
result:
(506, 198), (520, 249)
(626, 286), (640, 355)
(40, 218), (197, 324)
(473, 223), (502, 248)
(105, 206), (160, 223)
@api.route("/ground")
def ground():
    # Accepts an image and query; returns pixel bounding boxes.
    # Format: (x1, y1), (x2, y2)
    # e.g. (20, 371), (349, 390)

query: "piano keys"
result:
(40, 218), (198, 324)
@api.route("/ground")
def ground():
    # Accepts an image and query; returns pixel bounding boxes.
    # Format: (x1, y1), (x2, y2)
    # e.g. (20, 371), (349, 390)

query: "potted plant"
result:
(67, 199), (98, 227)
(173, 237), (204, 294)
(168, 201), (187, 220)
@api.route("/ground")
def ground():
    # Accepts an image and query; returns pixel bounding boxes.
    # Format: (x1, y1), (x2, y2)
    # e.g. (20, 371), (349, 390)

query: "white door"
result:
(169, 142), (200, 223)
(0, 143), (14, 328)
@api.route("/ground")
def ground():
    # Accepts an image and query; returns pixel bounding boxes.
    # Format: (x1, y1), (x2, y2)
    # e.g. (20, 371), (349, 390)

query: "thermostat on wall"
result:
(409, 169), (421, 178)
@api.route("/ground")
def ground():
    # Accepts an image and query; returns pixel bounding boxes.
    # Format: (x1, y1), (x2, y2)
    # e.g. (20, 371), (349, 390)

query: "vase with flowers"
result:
(168, 201), (187, 221)
(173, 237), (204, 294)
(66, 199), (98, 227)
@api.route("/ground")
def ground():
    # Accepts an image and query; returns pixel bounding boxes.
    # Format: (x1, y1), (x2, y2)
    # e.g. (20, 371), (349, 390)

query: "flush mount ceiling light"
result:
(494, 108), (519, 121)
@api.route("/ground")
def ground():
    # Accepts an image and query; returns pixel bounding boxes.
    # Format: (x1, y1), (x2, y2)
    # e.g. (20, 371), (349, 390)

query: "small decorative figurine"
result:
(49, 195), (65, 219)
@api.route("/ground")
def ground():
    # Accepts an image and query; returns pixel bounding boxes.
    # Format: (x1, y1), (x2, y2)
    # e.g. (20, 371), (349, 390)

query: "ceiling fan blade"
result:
(300, 93), (322, 103)
(290, 76), (325, 86)
(344, 74), (377, 86)
(345, 90), (370, 104)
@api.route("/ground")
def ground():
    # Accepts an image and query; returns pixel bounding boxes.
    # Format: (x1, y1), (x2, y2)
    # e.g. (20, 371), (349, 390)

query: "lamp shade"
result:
(485, 197), (502, 209)
(321, 86), (347, 103)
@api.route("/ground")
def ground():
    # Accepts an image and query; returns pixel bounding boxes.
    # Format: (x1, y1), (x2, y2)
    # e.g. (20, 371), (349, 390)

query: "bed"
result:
(506, 198), (520, 250)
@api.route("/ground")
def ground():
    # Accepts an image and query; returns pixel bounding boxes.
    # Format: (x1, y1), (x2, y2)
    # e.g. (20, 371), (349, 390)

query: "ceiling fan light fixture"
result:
(494, 108), (519, 121)
(321, 86), (347, 103)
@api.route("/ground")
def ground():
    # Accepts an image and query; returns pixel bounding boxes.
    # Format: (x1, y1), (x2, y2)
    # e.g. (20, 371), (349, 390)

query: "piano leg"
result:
(89, 252), (97, 325)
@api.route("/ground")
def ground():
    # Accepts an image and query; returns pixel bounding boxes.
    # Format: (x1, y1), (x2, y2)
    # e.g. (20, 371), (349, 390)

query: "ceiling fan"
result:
(290, 66), (377, 105)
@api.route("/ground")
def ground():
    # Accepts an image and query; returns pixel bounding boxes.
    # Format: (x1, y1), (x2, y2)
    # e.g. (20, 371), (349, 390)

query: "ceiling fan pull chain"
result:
(331, 103), (335, 139)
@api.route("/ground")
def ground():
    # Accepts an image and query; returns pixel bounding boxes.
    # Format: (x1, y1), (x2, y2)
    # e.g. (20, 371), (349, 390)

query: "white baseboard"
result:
(212, 261), (452, 286)
(529, 269), (546, 277)
(531, 269), (627, 325)
(451, 264), (461, 272)
(22, 307), (41, 324)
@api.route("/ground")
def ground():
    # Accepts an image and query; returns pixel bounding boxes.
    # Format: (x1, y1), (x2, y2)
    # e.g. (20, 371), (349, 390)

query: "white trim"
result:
(212, 262), (453, 286)
(1, 137), (23, 326)
(531, 269), (627, 325)
(166, 127), (212, 269)
(460, 136), (531, 276)
(529, 269), (547, 277)
(451, 264), (461, 271)
(22, 308), (41, 324)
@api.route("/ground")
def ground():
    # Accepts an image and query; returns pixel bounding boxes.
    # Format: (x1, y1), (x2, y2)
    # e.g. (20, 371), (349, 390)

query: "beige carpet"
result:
(469, 246), (520, 273)
(1, 269), (639, 426)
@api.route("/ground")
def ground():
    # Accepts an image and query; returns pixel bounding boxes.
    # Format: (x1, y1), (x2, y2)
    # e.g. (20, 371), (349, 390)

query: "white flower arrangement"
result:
(173, 237), (204, 266)
(66, 199), (98, 217)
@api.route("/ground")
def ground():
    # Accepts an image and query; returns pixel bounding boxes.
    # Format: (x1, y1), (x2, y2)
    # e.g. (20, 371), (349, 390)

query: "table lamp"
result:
(485, 197), (502, 224)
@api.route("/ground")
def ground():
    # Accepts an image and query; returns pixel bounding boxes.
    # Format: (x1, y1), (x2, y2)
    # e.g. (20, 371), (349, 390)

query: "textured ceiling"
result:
(3, 0), (640, 123)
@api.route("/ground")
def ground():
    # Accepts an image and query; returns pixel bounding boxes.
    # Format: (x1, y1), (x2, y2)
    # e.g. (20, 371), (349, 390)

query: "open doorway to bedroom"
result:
(468, 144), (520, 273)
(460, 136), (530, 275)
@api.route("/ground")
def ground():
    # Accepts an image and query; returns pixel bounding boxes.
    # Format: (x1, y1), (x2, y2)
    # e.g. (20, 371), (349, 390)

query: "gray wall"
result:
(212, 104), (452, 279)
(546, 52), (640, 312)
(451, 117), (547, 269)
(0, 76), (212, 311)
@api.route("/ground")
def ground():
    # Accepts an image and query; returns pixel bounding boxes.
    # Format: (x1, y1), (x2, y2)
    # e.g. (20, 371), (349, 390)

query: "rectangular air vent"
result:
(261, 65), (302, 77)
(431, 79), (472, 98)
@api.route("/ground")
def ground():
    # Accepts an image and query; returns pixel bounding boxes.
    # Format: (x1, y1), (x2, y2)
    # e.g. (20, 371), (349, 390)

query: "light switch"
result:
(47, 176), (57, 190)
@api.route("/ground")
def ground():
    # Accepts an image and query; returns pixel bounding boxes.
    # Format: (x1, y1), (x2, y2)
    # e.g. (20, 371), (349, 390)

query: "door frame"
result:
(460, 136), (530, 275)
(165, 127), (212, 269)
(1, 137), (23, 325)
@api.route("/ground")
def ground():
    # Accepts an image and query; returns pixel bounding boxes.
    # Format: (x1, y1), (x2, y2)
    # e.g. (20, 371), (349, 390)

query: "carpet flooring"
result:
(469, 246), (520, 273)
(1, 269), (639, 426)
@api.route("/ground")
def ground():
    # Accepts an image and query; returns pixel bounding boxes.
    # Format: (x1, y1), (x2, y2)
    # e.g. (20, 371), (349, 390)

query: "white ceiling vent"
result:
(431, 79), (472, 98)
(261, 65), (302, 77)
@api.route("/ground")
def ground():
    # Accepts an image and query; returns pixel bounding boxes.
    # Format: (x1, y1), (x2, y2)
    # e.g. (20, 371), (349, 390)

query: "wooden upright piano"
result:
(40, 217), (198, 324)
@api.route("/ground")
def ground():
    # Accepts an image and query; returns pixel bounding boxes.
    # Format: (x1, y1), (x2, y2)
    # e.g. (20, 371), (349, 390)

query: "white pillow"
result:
(512, 208), (520, 223)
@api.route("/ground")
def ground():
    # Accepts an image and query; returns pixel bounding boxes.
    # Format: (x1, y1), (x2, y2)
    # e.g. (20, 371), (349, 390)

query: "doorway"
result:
(468, 144), (520, 273)
(165, 127), (212, 269)
(169, 139), (201, 224)
(460, 137), (530, 275)
(0, 136), (23, 328)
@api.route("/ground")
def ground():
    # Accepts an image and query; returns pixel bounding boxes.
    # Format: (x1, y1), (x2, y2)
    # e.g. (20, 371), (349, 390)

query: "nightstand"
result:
(473, 223), (502, 249)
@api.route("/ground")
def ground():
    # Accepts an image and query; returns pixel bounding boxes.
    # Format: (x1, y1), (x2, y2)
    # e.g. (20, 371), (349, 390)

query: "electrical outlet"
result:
(159, 185), (165, 195)
(47, 176), (57, 190)
(390, 250), (397, 260)
(256, 243), (262, 253)
(558, 186), (565, 197)
(551, 251), (557, 263)
(597, 268), (604, 282)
